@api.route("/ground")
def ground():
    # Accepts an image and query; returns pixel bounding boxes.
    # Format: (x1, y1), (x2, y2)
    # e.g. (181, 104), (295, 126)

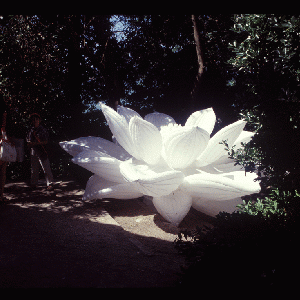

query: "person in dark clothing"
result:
(0, 94), (10, 202)
(27, 113), (54, 190)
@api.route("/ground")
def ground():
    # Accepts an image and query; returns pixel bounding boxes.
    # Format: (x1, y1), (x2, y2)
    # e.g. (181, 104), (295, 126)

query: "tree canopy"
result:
(1, 14), (300, 188)
(228, 14), (300, 190)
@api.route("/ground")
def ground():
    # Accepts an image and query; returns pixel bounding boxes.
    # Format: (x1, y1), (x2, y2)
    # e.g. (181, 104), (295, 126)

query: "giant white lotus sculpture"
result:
(60, 103), (260, 226)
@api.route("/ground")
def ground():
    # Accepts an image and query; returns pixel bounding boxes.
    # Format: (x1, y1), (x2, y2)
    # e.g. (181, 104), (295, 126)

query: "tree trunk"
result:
(190, 15), (205, 111)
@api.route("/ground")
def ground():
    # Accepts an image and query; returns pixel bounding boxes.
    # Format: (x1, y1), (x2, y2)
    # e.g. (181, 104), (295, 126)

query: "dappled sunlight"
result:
(4, 180), (90, 215)
(3, 180), (214, 241)
(3, 180), (188, 248)
(11, 199), (85, 214)
(73, 210), (119, 226)
(11, 199), (121, 226)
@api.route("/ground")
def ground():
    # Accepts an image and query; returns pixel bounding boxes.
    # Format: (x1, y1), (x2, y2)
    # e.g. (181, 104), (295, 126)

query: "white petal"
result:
(152, 190), (192, 226)
(83, 175), (143, 200)
(60, 136), (131, 161)
(185, 107), (216, 135)
(233, 130), (255, 150)
(72, 150), (126, 183)
(119, 159), (184, 197)
(197, 120), (246, 167)
(163, 126), (210, 169)
(100, 102), (140, 159)
(204, 131), (255, 173)
(83, 175), (118, 200)
(59, 140), (83, 157)
(129, 116), (163, 165)
(192, 197), (243, 217)
(144, 112), (176, 129)
(160, 123), (181, 142)
(209, 155), (244, 173)
(181, 171), (260, 201)
(117, 105), (142, 124)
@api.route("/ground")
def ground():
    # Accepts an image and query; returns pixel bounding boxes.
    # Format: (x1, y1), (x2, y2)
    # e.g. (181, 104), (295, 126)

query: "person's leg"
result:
(0, 161), (7, 201)
(39, 157), (53, 187)
(30, 155), (40, 186)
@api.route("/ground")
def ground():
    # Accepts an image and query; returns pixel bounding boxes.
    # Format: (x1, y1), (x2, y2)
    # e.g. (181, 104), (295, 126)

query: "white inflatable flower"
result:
(60, 103), (260, 226)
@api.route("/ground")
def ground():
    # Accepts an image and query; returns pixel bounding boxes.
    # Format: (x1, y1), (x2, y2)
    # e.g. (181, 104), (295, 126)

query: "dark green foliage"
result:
(176, 16), (300, 286)
(0, 15), (114, 139)
(175, 183), (300, 290)
(228, 14), (300, 108)
(0, 15), (114, 180)
(238, 188), (300, 218)
(175, 209), (300, 290)
(228, 14), (300, 191)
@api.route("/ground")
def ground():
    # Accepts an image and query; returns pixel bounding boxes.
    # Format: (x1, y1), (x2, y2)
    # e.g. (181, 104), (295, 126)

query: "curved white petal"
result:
(185, 107), (216, 135)
(72, 150), (126, 183)
(100, 102), (140, 159)
(83, 175), (118, 200)
(152, 190), (192, 226)
(119, 159), (184, 197)
(59, 140), (82, 157)
(60, 136), (131, 161)
(129, 116), (163, 165)
(83, 175), (143, 200)
(163, 126), (210, 169)
(196, 120), (246, 167)
(117, 105), (142, 124)
(181, 171), (260, 201)
(233, 130), (255, 150)
(201, 131), (255, 173)
(144, 112), (176, 129)
(192, 197), (243, 217)
(208, 155), (244, 173)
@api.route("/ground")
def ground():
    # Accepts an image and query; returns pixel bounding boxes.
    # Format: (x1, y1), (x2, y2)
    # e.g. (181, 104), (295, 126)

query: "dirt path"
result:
(0, 180), (213, 287)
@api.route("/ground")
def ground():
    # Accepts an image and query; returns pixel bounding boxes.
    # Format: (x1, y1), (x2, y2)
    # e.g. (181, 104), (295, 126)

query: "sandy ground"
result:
(0, 180), (213, 288)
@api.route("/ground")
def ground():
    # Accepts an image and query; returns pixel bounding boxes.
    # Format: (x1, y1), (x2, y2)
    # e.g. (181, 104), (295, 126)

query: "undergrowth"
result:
(175, 189), (300, 290)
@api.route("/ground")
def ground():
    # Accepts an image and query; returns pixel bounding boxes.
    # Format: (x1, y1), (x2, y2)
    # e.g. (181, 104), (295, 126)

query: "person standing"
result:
(0, 95), (8, 202)
(27, 113), (54, 190)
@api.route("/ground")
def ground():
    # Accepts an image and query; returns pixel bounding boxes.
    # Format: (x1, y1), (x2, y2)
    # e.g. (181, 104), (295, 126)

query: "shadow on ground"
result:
(0, 181), (186, 287)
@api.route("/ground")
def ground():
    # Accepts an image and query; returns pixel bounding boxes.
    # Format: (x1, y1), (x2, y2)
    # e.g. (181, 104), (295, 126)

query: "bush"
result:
(175, 188), (300, 290)
(237, 188), (290, 218)
(176, 114), (300, 290)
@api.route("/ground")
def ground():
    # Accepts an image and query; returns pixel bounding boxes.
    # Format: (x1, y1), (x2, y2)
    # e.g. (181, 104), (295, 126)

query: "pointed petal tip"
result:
(236, 119), (247, 127)
(130, 115), (141, 123)
(163, 125), (209, 169)
(152, 190), (192, 225)
(98, 101), (105, 109)
(185, 107), (216, 135)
